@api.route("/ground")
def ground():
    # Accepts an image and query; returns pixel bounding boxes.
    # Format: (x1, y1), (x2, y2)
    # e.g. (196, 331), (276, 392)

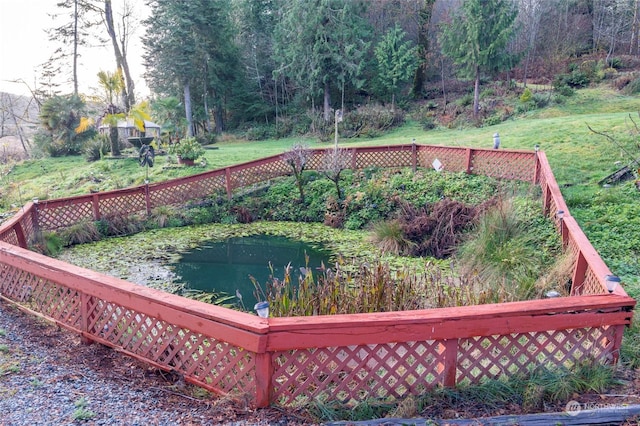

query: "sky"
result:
(0, 0), (148, 97)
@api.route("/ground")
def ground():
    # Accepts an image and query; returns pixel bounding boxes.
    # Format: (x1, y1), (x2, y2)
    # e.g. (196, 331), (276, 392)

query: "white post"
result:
(334, 109), (342, 149)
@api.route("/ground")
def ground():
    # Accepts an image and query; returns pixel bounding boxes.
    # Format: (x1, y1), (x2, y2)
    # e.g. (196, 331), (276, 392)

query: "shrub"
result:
(421, 116), (437, 130)
(83, 134), (110, 162)
(613, 74), (634, 90)
(183, 206), (215, 225)
(532, 92), (550, 108)
(552, 80), (575, 97)
(456, 93), (474, 107)
(32, 231), (64, 256)
(342, 104), (405, 138)
(168, 136), (205, 161)
(555, 69), (590, 89)
(624, 77), (640, 95)
(483, 114), (503, 126)
(59, 220), (102, 246)
(519, 88), (533, 103)
(244, 124), (274, 141)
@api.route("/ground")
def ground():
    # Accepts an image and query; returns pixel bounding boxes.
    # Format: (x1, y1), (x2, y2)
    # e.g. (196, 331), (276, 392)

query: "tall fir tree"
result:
(374, 24), (419, 110)
(273, 0), (371, 121)
(440, 0), (520, 119)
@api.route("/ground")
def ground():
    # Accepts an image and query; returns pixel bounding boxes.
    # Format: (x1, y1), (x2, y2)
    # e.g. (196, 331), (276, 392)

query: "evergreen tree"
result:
(273, 0), (371, 121)
(45, 0), (104, 95)
(143, 0), (240, 136)
(440, 0), (520, 119)
(232, 0), (279, 124)
(412, 0), (436, 98)
(374, 24), (419, 110)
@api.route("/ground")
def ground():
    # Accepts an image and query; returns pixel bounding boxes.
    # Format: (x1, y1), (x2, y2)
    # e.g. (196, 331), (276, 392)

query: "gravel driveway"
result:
(0, 301), (313, 426)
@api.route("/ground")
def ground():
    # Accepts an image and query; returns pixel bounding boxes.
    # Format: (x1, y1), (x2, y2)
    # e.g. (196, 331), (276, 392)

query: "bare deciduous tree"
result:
(321, 147), (353, 200)
(282, 143), (313, 202)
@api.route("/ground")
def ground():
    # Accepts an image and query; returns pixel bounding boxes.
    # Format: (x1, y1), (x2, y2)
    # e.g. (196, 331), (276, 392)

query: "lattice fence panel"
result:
(86, 299), (256, 395)
(417, 147), (467, 172)
(306, 152), (328, 170)
(547, 194), (560, 219)
(38, 201), (95, 230)
(99, 192), (146, 217)
(272, 341), (444, 407)
(150, 177), (221, 207)
(581, 268), (607, 295)
(0, 229), (19, 246)
(470, 151), (534, 181)
(22, 218), (36, 244)
(538, 170), (549, 195)
(0, 263), (82, 329)
(229, 161), (290, 191)
(456, 328), (616, 385)
(354, 150), (413, 169)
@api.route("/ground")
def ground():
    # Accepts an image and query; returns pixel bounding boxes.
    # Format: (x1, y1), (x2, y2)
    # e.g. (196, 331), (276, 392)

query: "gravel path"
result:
(0, 300), (314, 426)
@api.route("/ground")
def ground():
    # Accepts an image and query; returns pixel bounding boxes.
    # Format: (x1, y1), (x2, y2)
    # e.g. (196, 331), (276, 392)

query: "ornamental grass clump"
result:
(254, 256), (540, 317)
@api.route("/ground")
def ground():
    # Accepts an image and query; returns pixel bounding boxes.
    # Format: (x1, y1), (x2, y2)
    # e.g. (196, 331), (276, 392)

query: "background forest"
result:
(3, 0), (640, 154)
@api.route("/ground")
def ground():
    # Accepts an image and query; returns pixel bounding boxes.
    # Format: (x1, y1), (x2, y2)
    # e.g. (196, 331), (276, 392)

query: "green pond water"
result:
(172, 234), (331, 309)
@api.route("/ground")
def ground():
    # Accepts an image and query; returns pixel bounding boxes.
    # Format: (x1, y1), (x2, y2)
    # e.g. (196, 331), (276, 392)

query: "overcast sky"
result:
(0, 0), (148, 97)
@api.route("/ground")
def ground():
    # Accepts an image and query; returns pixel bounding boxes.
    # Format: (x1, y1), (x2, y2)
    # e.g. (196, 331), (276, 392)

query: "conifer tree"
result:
(440, 0), (520, 119)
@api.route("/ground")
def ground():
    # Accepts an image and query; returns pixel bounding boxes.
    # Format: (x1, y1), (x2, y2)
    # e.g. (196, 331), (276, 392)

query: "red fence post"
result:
(80, 293), (95, 345)
(571, 252), (588, 295)
(14, 222), (27, 249)
(412, 141), (417, 172)
(442, 339), (458, 387)
(610, 324), (626, 364)
(144, 182), (151, 216)
(225, 167), (233, 200)
(92, 193), (101, 220)
(255, 352), (273, 407)
(465, 149), (473, 174)
(533, 152), (541, 184)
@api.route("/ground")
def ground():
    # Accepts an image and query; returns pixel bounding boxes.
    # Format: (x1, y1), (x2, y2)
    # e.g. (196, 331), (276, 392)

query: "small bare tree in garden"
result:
(282, 143), (313, 202)
(321, 147), (353, 200)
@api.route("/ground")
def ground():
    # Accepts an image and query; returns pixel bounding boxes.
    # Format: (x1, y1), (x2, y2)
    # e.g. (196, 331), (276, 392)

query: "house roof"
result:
(99, 120), (161, 130)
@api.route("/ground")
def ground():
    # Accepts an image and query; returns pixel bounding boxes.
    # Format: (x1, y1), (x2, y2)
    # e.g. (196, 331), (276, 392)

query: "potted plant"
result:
(168, 137), (205, 165)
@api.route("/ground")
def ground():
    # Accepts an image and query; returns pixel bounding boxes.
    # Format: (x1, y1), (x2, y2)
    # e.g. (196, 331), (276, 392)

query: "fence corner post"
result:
(254, 351), (273, 408)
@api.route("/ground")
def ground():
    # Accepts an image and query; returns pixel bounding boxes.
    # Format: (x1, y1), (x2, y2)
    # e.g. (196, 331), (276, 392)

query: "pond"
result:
(171, 234), (332, 309)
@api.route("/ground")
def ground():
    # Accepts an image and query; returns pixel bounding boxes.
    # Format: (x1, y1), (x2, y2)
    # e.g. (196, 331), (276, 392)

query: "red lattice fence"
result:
(0, 144), (635, 408)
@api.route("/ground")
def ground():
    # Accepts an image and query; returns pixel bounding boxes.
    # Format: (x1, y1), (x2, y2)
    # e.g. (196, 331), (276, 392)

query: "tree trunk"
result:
(109, 125), (120, 156)
(73, 0), (79, 95)
(184, 83), (194, 137)
(440, 57), (448, 112)
(104, 0), (136, 111)
(473, 67), (480, 120)
(631, 0), (640, 55)
(323, 81), (331, 122)
(214, 104), (224, 134)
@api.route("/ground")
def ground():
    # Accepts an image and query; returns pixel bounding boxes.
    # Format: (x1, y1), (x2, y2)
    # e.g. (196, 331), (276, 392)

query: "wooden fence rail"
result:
(0, 144), (635, 408)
